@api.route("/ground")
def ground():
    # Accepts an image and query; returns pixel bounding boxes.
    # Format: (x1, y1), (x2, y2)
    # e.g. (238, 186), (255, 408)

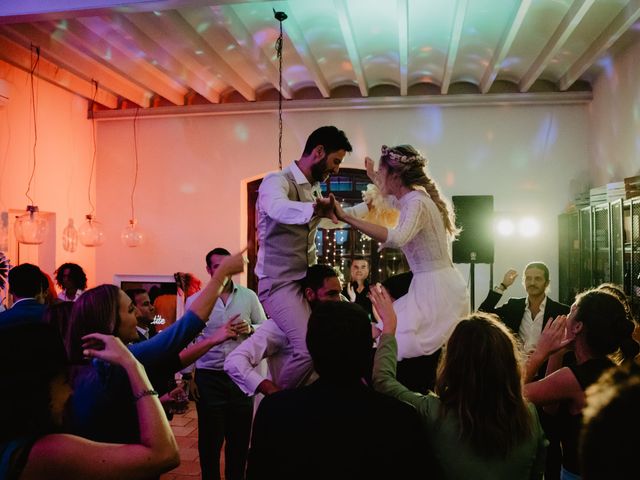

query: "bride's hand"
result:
(329, 194), (347, 222)
(365, 157), (377, 183)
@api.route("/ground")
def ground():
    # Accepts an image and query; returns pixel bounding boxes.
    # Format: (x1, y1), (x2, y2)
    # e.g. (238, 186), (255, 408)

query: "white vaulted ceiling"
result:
(1, 0), (640, 113)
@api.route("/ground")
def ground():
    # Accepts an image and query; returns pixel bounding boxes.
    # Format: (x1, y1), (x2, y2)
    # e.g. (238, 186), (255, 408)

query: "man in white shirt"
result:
(255, 126), (368, 390)
(224, 264), (341, 397)
(185, 247), (266, 480)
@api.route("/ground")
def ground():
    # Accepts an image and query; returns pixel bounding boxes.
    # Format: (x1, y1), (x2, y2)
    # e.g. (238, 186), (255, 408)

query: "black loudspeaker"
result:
(452, 195), (494, 264)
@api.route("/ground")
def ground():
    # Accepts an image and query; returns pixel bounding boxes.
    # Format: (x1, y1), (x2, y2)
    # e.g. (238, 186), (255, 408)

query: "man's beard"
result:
(310, 156), (329, 183)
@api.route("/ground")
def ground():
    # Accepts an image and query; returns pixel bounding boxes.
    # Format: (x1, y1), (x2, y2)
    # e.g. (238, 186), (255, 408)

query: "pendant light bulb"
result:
(14, 205), (47, 245)
(121, 218), (144, 247)
(79, 214), (105, 247)
(62, 218), (79, 252)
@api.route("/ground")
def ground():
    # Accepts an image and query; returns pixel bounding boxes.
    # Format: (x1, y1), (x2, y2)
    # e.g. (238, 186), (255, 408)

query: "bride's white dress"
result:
(382, 189), (469, 360)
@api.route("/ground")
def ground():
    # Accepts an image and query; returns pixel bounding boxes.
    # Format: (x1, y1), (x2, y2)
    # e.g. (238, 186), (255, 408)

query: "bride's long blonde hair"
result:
(379, 144), (460, 237)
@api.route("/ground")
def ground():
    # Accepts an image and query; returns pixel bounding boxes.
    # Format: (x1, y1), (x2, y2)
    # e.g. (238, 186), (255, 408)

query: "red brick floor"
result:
(160, 401), (226, 480)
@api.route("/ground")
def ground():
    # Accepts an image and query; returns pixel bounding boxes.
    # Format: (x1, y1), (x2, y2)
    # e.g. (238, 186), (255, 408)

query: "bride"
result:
(333, 145), (469, 392)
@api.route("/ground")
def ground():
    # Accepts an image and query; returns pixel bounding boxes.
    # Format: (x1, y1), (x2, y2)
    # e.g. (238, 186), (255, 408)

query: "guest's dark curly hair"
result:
(54, 263), (87, 291)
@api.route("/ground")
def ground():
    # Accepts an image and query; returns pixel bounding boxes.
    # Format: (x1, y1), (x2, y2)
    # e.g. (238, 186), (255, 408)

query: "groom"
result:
(256, 126), (369, 390)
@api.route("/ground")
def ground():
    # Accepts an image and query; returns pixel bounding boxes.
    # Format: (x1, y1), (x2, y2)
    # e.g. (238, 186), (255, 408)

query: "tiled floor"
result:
(160, 401), (225, 480)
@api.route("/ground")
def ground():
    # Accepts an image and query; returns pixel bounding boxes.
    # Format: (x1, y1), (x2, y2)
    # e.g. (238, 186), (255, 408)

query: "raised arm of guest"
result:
(126, 250), (247, 366)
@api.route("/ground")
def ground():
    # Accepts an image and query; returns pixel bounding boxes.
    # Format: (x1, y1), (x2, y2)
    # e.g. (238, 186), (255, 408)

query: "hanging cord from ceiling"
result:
(131, 107), (140, 221)
(273, 9), (287, 171)
(25, 44), (40, 206)
(87, 79), (98, 218)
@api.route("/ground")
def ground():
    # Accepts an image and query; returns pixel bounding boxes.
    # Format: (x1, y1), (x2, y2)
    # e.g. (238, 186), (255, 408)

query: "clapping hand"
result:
(346, 282), (356, 302)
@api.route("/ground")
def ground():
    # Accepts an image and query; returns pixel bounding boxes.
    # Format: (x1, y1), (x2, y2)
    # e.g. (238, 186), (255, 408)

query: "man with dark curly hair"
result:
(54, 262), (87, 302)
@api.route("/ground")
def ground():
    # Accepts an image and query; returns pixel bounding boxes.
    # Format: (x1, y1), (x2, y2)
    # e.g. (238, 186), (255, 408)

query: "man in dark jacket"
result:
(0, 263), (45, 327)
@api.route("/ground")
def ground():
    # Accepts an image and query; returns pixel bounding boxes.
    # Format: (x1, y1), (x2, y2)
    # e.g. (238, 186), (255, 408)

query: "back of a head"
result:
(39, 271), (58, 305)
(581, 358), (640, 479)
(382, 272), (413, 300)
(66, 284), (120, 363)
(436, 313), (531, 457)
(575, 289), (639, 361)
(44, 301), (75, 340)
(303, 126), (352, 156)
(306, 301), (372, 382)
(302, 264), (338, 292)
(0, 322), (68, 441)
(8, 263), (42, 298)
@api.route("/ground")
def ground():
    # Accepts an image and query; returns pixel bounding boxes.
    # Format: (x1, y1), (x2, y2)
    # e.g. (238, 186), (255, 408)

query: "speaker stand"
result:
(469, 252), (476, 311)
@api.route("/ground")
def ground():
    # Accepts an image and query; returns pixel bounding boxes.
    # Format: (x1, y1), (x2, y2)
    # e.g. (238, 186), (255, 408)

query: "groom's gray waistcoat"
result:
(258, 169), (320, 282)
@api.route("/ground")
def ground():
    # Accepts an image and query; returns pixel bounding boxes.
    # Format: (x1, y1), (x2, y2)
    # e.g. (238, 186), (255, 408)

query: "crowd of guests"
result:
(0, 256), (638, 480)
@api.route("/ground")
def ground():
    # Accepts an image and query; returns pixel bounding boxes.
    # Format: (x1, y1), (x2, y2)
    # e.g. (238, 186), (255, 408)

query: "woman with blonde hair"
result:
(334, 145), (468, 392)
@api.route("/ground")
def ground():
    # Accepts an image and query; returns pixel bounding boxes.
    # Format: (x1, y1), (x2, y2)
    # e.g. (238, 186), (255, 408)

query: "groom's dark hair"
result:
(303, 126), (352, 156)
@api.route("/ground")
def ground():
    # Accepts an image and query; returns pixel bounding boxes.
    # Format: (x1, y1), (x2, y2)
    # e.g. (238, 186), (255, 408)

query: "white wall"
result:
(589, 39), (640, 185)
(0, 60), (96, 286)
(96, 103), (589, 303)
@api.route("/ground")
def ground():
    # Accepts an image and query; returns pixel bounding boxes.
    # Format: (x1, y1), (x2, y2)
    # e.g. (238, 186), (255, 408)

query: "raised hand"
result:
(365, 156), (376, 183)
(346, 282), (356, 302)
(535, 315), (572, 358)
(369, 283), (397, 334)
(218, 247), (249, 278)
(502, 269), (518, 288)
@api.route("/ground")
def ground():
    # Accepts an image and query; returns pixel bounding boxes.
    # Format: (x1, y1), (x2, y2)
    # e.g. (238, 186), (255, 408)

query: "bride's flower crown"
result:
(381, 145), (427, 167)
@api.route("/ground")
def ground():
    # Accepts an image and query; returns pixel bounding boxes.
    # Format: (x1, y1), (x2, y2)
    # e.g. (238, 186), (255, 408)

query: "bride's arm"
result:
(333, 194), (389, 243)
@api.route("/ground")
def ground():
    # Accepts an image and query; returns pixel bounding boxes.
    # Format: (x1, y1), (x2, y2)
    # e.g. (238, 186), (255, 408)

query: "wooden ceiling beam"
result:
(0, 1), (266, 24)
(193, 5), (293, 99)
(397, 0), (408, 96)
(0, 34), (118, 108)
(90, 13), (221, 104)
(334, 0), (368, 97)
(281, 6), (331, 98)
(560, 0), (640, 90)
(55, 18), (188, 105)
(441, 0), (469, 94)
(519, 0), (596, 92)
(127, 10), (254, 101)
(0, 23), (151, 106)
(480, 0), (532, 94)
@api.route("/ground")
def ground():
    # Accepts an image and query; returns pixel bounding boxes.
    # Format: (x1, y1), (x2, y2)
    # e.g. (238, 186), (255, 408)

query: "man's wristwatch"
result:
(494, 283), (507, 294)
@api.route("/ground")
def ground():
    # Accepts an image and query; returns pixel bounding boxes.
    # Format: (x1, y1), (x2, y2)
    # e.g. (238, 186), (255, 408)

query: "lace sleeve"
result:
(382, 194), (427, 249)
